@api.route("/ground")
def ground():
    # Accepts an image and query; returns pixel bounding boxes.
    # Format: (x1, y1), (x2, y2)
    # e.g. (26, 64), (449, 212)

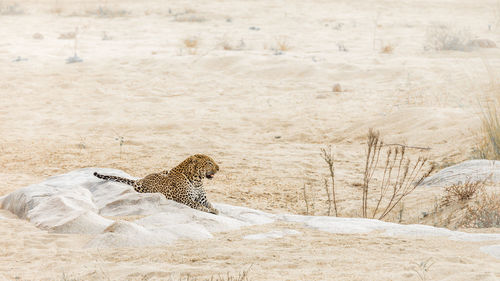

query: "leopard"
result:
(93, 154), (220, 215)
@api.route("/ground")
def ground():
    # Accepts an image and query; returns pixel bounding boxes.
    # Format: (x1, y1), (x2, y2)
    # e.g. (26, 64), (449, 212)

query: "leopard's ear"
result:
(186, 156), (198, 178)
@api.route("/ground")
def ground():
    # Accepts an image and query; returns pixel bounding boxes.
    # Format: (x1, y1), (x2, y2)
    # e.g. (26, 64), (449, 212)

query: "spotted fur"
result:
(94, 154), (220, 214)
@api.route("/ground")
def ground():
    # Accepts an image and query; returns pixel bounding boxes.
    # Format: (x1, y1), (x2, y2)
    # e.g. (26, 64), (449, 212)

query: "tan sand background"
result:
(0, 0), (499, 280)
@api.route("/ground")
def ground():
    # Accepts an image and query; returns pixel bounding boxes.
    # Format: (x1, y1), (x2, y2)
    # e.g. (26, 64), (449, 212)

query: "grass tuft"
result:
(424, 24), (472, 51)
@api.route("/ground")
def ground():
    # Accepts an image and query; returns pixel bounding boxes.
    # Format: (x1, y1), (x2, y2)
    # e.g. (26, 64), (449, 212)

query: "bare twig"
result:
(303, 183), (309, 215)
(384, 143), (431, 151)
(323, 178), (332, 216)
(361, 129), (435, 220)
(362, 129), (383, 217)
(321, 145), (337, 216)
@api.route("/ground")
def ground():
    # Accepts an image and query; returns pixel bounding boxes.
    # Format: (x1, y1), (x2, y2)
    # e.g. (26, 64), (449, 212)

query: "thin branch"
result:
(384, 143), (431, 151)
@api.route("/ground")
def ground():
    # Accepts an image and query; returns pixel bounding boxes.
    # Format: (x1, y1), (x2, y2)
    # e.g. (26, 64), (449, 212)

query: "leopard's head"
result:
(180, 154), (219, 181)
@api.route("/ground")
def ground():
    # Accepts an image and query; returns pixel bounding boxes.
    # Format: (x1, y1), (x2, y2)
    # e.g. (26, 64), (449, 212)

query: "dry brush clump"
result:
(320, 146), (337, 216)
(0, 2), (23, 15)
(380, 43), (395, 54)
(182, 37), (200, 55)
(274, 36), (291, 52)
(472, 56), (500, 160)
(86, 5), (130, 17)
(304, 129), (434, 221)
(440, 180), (485, 207)
(424, 24), (472, 51)
(473, 83), (500, 160)
(460, 190), (500, 228)
(362, 129), (435, 219)
(425, 179), (500, 228)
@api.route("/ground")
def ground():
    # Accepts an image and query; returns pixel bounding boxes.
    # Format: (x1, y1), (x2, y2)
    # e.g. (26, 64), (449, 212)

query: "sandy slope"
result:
(1, 0), (500, 279)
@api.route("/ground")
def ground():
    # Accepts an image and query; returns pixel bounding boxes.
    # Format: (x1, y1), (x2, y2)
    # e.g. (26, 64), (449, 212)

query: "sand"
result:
(1, 0), (500, 279)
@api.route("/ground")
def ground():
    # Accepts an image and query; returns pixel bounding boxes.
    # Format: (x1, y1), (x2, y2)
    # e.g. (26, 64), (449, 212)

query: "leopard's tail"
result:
(93, 172), (139, 188)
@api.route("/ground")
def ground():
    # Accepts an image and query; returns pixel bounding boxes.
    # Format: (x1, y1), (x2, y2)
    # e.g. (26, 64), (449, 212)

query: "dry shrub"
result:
(275, 36), (291, 51)
(474, 101), (500, 159)
(424, 24), (472, 51)
(174, 8), (206, 22)
(175, 14), (206, 22)
(320, 146), (337, 216)
(428, 180), (499, 229)
(440, 180), (485, 207)
(184, 37), (199, 48)
(183, 37), (199, 54)
(0, 2), (23, 15)
(217, 37), (245, 51)
(380, 44), (394, 54)
(362, 129), (435, 219)
(86, 5), (129, 17)
(460, 191), (500, 228)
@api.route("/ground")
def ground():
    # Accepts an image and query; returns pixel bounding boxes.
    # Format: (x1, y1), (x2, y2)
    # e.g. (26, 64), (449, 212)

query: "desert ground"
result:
(1, 0), (500, 280)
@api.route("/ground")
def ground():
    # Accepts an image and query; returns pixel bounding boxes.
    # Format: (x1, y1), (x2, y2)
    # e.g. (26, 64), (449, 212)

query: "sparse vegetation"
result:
(321, 146), (337, 216)
(86, 5), (129, 17)
(411, 258), (434, 281)
(274, 36), (291, 52)
(178, 267), (251, 281)
(362, 129), (435, 219)
(0, 2), (23, 15)
(183, 36), (200, 54)
(440, 180), (485, 207)
(422, 179), (500, 229)
(460, 191), (500, 228)
(380, 43), (394, 54)
(472, 61), (500, 160)
(424, 24), (472, 51)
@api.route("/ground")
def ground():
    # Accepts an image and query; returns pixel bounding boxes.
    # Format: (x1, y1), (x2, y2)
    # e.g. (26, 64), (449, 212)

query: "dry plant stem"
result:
(379, 159), (434, 219)
(384, 143), (431, 151)
(303, 183), (309, 215)
(362, 129), (382, 218)
(372, 148), (395, 218)
(321, 146), (337, 216)
(323, 179), (331, 216)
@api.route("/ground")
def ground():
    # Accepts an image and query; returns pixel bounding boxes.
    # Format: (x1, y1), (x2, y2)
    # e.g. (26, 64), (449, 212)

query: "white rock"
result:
(0, 168), (275, 247)
(1, 167), (499, 254)
(421, 160), (500, 186)
(480, 244), (500, 259)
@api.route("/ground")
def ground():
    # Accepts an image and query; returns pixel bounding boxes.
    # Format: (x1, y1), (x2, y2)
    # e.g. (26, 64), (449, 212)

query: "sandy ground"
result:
(1, 0), (500, 280)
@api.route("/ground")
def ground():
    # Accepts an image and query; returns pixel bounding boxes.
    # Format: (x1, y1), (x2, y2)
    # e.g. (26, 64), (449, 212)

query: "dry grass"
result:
(440, 181), (485, 207)
(183, 37), (199, 48)
(174, 9), (206, 22)
(179, 268), (251, 281)
(182, 37), (200, 55)
(380, 43), (395, 54)
(424, 24), (472, 51)
(175, 14), (206, 22)
(362, 129), (435, 219)
(472, 61), (500, 159)
(460, 191), (500, 228)
(320, 146), (337, 216)
(86, 5), (129, 17)
(217, 37), (245, 51)
(423, 180), (499, 229)
(474, 101), (500, 159)
(0, 2), (23, 15)
(275, 36), (291, 52)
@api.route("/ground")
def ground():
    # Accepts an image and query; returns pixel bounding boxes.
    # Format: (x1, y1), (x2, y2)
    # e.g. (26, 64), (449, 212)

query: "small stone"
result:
(332, 83), (342, 92)
(32, 33), (44, 40)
